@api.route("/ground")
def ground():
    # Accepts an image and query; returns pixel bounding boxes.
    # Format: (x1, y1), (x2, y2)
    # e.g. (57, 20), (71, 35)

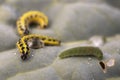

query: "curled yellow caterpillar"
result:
(16, 34), (61, 60)
(17, 11), (48, 36)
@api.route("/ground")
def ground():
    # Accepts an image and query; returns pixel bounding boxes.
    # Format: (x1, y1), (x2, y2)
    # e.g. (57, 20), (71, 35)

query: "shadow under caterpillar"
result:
(59, 46), (103, 60)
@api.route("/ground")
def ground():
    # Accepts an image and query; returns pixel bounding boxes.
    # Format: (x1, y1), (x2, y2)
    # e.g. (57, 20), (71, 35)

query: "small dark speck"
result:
(99, 61), (106, 70)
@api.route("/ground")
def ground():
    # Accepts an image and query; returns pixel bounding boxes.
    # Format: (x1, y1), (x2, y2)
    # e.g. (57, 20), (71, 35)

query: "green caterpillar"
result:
(59, 46), (103, 60)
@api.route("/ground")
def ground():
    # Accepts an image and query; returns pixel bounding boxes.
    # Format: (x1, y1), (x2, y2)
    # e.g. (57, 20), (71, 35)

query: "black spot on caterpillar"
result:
(17, 11), (48, 36)
(59, 46), (103, 60)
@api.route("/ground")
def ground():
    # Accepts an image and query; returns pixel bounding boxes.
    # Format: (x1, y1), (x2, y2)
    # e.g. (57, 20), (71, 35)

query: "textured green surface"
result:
(0, 0), (120, 80)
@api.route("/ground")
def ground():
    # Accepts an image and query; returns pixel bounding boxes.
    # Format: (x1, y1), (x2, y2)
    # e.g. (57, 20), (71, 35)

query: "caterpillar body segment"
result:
(59, 46), (103, 60)
(17, 11), (48, 36)
(16, 41), (23, 54)
(21, 11), (48, 25)
(21, 34), (61, 46)
(16, 40), (30, 60)
(21, 16), (45, 28)
(17, 20), (29, 36)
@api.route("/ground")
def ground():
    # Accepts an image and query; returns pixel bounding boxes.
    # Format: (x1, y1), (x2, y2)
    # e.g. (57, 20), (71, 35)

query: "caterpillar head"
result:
(21, 53), (28, 60)
(24, 29), (29, 35)
(19, 29), (29, 37)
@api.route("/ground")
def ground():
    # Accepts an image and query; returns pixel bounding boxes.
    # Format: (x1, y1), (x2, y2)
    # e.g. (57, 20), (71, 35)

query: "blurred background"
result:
(0, 0), (120, 51)
(0, 1), (120, 80)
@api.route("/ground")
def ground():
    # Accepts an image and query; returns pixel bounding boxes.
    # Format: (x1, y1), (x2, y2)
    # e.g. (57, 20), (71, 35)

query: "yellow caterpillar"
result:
(16, 34), (61, 60)
(16, 11), (61, 60)
(17, 11), (48, 37)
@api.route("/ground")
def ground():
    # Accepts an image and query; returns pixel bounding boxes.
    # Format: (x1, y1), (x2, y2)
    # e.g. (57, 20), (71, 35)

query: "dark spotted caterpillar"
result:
(16, 11), (60, 60)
